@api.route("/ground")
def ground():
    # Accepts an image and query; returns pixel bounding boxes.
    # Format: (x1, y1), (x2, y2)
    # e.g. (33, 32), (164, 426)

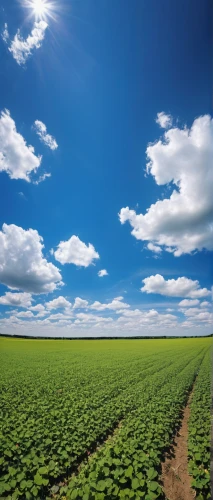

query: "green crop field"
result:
(0, 337), (211, 500)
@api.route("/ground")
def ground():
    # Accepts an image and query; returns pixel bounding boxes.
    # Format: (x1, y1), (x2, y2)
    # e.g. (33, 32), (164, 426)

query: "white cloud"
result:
(30, 304), (45, 312)
(0, 292), (32, 308)
(16, 310), (34, 318)
(2, 23), (9, 43)
(98, 269), (108, 277)
(182, 308), (203, 317)
(0, 109), (42, 181)
(179, 299), (200, 307)
(0, 298), (212, 336)
(48, 312), (73, 321)
(75, 313), (113, 324)
(73, 297), (89, 309)
(90, 297), (130, 311)
(45, 296), (71, 310)
(156, 112), (172, 129)
(141, 275), (211, 298)
(34, 120), (58, 150)
(147, 242), (162, 253)
(54, 235), (100, 267)
(200, 301), (211, 308)
(195, 312), (213, 322)
(9, 21), (48, 65)
(181, 308), (213, 324)
(34, 172), (51, 185)
(119, 115), (213, 256)
(117, 308), (177, 324)
(0, 223), (62, 294)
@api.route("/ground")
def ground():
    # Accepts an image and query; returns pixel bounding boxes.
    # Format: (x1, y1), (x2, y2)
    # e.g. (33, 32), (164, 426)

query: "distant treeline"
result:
(0, 333), (213, 340)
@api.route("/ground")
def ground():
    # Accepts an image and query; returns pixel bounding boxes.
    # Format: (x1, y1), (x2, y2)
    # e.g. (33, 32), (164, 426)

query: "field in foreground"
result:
(0, 337), (211, 500)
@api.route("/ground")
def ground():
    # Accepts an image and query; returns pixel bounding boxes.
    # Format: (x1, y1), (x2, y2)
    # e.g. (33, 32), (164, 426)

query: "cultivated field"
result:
(0, 337), (211, 500)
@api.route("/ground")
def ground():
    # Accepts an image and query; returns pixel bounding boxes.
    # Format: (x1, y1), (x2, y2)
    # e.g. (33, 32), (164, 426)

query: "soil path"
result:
(161, 391), (195, 500)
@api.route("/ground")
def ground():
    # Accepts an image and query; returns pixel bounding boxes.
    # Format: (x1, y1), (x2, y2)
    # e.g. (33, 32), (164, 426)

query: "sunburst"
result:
(23, 0), (57, 22)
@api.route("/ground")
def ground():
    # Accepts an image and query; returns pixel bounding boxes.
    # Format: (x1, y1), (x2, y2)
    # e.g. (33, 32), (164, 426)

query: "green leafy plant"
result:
(0, 337), (211, 499)
(188, 350), (211, 499)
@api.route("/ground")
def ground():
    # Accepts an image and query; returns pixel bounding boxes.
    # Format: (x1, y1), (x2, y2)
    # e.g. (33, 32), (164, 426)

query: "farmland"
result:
(0, 337), (211, 500)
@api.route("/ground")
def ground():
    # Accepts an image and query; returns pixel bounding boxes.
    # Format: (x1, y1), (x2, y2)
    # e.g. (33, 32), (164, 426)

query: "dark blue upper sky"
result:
(0, 0), (212, 336)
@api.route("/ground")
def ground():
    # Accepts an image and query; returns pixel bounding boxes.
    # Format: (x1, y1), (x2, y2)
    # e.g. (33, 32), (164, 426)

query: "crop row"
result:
(188, 350), (211, 500)
(0, 350), (186, 499)
(0, 339), (211, 500)
(54, 349), (208, 499)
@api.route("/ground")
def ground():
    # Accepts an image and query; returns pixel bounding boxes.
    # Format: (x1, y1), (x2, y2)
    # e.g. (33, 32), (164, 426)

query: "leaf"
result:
(34, 473), (43, 486)
(132, 478), (140, 489)
(48, 460), (56, 471)
(20, 480), (28, 490)
(31, 486), (38, 497)
(17, 472), (25, 483)
(125, 466), (133, 478)
(145, 493), (158, 500)
(148, 481), (159, 492)
(38, 466), (48, 475)
(147, 468), (158, 480)
(70, 490), (78, 499)
(42, 478), (49, 486)
(10, 479), (17, 489)
(96, 480), (106, 492)
(119, 477), (127, 484)
(0, 483), (11, 493)
(4, 449), (12, 457)
(103, 466), (109, 476)
(9, 467), (17, 476)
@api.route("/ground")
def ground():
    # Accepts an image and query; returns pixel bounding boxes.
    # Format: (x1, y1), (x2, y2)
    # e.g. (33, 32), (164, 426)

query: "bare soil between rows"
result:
(161, 390), (195, 500)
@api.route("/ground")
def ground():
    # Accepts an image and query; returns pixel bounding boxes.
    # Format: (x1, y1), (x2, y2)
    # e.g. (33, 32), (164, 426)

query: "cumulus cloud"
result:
(119, 115), (213, 256)
(0, 292), (32, 308)
(200, 301), (211, 308)
(16, 310), (34, 318)
(0, 298), (212, 336)
(98, 269), (108, 277)
(117, 308), (177, 324)
(90, 296), (130, 311)
(0, 109), (42, 181)
(9, 21), (48, 65)
(29, 304), (45, 312)
(2, 23), (9, 43)
(141, 275), (211, 298)
(181, 308), (203, 317)
(181, 308), (213, 324)
(54, 235), (100, 267)
(45, 296), (72, 310)
(73, 297), (89, 309)
(34, 120), (58, 150)
(0, 224), (62, 294)
(48, 312), (73, 321)
(155, 112), (172, 129)
(179, 299), (200, 307)
(75, 313), (113, 324)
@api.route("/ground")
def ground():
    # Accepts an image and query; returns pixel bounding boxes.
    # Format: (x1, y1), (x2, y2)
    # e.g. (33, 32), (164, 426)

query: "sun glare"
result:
(32, 0), (47, 15)
(24, 0), (56, 21)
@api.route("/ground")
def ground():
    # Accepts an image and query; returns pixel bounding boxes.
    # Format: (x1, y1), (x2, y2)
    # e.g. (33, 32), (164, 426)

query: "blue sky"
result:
(0, 0), (212, 337)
